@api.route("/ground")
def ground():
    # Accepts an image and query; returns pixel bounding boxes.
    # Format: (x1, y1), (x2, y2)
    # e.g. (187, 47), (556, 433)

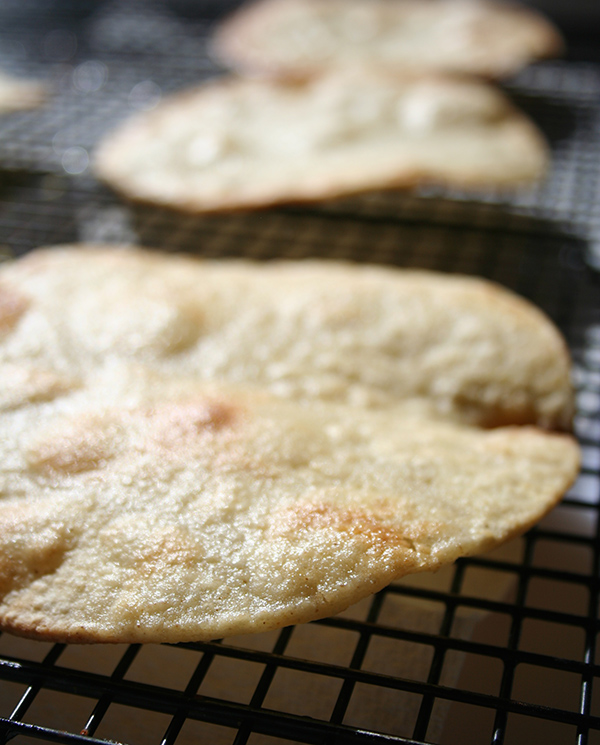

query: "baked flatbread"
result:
(0, 246), (573, 429)
(213, 0), (563, 80)
(94, 70), (549, 213)
(0, 373), (579, 643)
(0, 71), (45, 113)
(0, 246), (579, 643)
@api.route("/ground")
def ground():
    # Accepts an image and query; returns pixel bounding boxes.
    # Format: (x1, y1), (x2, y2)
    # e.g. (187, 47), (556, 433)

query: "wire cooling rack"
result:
(0, 2), (599, 744)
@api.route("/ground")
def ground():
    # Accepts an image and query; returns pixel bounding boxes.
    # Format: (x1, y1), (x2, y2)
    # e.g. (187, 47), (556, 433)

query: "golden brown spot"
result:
(453, 389), (539, 429)
(26, 417), (114, 475)
(0, 283), (29, 333)
(129, 528), (202, 578)
(139, 398), (277, 476)
(146, 398), (238, 450)
(271, 501), (417, 552)
(0, 366), (78, 412)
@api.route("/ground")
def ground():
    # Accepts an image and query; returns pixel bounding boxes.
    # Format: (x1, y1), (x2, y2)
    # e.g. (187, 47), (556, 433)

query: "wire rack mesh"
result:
(0, 2), (599, 744)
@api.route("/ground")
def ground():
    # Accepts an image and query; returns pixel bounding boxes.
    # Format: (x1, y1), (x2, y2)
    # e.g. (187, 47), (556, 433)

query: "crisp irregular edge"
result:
(93, 75), (549, 215)
(211, 0), (564, 81)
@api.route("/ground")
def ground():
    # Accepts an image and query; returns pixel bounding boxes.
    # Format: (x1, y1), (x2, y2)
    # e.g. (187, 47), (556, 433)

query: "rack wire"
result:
(0, 2), (599, 744)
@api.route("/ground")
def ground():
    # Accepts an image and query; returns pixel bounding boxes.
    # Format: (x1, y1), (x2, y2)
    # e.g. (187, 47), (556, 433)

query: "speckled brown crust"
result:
(0, 380), (579, 643)
(0, 245), (579, 643)
(213, 0), (563, 80)
(94, 70), (549, 214)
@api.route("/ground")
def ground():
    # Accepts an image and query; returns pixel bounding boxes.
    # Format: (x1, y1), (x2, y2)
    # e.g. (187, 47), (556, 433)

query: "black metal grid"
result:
(0, 2), (599, 744)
